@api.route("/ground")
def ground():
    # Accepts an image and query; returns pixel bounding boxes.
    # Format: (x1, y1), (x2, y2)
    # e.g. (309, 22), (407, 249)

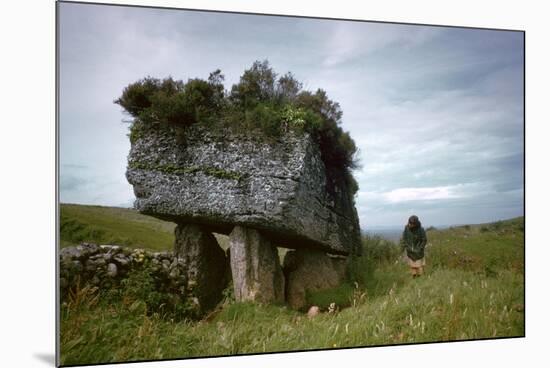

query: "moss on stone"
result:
(129, 162), (243, 181)
(202, 167), (242, 180)
(128, 121), (145, 144)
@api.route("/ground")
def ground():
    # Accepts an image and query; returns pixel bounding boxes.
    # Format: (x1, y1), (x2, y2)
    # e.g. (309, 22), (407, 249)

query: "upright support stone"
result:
(229, 226), (285, 304)
(174, 224), (227, 312)
(283, 249), (348, 310)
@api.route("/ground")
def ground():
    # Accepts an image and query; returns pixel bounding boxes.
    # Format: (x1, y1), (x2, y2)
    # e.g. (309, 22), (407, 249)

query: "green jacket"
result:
(400, 225), (427, 261)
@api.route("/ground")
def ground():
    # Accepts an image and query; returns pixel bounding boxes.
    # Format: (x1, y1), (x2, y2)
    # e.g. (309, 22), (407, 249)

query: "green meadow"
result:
(60, 203), (176, 250)
(59, 204), (524, 366)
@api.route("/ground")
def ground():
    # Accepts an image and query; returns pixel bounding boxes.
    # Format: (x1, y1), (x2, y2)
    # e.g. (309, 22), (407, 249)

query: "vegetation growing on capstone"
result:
(127, 162), (244, 181)
(115, 60), (359, 194)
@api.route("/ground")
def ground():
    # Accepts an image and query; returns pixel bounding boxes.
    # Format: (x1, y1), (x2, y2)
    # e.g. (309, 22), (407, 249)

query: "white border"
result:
(2, 1), (548, 367)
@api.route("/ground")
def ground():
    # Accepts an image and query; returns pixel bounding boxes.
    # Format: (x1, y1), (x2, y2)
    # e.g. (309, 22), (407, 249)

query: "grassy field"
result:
(59, 205), (524, 366)
(60, 203), (176, 251)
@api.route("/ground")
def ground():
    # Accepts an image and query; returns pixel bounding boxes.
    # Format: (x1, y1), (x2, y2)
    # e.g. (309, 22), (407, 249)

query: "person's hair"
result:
(408, 215), (420, 226)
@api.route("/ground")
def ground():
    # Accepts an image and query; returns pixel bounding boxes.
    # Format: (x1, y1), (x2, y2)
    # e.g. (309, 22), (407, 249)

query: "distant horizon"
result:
(59, 201), (523, 230)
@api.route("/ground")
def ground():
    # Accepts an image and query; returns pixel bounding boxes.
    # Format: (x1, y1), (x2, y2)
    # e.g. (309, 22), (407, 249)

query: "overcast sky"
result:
(58, 2), (524, 228)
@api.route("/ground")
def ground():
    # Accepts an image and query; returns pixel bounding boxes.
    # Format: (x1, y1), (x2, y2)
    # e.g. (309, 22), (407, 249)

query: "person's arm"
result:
(399, 228), (407, 251)
(418, 227), (427, 249)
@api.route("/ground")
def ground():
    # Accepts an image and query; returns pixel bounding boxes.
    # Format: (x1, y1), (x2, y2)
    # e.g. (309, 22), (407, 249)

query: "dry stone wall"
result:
(59, 242), (227, 315)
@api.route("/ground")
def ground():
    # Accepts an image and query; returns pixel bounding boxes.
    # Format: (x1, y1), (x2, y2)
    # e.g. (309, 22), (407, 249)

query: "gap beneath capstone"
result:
(208, 227), (348, 310)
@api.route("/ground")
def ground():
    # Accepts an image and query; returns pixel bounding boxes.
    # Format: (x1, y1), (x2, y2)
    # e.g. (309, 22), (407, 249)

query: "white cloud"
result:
(383, 186), (461, 203)
(321, 21), (439, 67)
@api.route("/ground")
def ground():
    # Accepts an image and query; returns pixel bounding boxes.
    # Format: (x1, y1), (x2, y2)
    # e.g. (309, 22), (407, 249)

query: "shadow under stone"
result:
(33, 353), (56, 366)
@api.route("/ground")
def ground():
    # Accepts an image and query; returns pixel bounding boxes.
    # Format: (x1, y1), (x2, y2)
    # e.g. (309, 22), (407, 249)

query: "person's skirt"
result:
(406, 257), (426, 268)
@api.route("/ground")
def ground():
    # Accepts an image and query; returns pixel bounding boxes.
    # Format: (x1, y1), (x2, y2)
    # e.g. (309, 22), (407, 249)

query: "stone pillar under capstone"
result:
(283, 248), (348, 310)
(174, 224), (227, 312)
(229, 226), (285, 304)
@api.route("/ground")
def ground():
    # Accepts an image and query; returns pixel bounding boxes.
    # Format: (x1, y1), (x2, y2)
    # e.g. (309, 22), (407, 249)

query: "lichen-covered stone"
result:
(174, 224), (228, 311)
(60, 242), (100, 261)
(229, 226), (285, 303)
(283, 249), (348, 310)
(126, 124), (361, 256)
(112, 253), (130, 267)
(107, 263), (118, 277)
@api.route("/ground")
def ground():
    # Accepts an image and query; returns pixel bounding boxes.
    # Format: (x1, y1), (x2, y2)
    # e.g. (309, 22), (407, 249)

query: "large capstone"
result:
(174, 224), (228, 312)
(126, 124), (361, 256)
(283, 249), (348, 310)
(229, 226), (285, 303)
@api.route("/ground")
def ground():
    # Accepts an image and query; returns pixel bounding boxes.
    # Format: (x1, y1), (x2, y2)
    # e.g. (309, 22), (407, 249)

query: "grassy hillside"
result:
(59, 208), (524, 365)
(426, 218), (524, 275)
(60, 203), (176, 251)
(60, 203), (282, 258)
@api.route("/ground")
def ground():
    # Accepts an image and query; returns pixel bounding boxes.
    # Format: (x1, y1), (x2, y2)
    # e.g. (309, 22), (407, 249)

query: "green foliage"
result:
(280, 105), (307, 131)
(114, 77), (178, 117)
(114, 75), (223, 127)
(244, 101), (282, 136)
(115, 60), (359, 195)
(306, 283), (356, 310)
(276, 72), (302, 103)
(103, 262), (198, 321)
(348, 234), (401, 288)
(229, 60), (277, 108)
(128, 121), (145, 144)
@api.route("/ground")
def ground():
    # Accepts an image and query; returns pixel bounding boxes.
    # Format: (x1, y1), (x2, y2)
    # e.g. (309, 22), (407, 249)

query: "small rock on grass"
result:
(307, 305), (320, 318)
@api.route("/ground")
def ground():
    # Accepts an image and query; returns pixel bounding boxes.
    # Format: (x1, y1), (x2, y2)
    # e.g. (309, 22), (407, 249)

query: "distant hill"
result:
(364, 228), (402, 243)
(365, 217), (523, 244)
(60, 203), (240, 251)
(60, 203), (176, 251)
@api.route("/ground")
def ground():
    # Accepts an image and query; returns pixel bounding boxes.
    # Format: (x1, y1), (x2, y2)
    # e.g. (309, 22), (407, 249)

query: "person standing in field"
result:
(400, 215), (428, 278)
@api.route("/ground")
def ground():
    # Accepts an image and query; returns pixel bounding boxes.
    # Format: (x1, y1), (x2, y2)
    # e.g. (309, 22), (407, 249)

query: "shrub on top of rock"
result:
(115, 60), (358, 195)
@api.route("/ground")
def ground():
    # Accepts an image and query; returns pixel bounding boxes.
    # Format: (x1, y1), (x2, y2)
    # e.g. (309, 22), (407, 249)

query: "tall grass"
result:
(59, 213), (524, 365)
